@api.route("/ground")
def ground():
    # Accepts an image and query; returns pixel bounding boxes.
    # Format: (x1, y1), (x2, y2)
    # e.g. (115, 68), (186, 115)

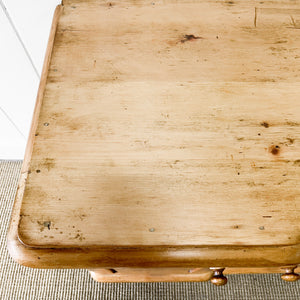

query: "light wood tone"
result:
(90, 268), (214, 283)
(7, 0), (300, 271)
(7, 4), (64, 266)
(90, 266), (300, 283)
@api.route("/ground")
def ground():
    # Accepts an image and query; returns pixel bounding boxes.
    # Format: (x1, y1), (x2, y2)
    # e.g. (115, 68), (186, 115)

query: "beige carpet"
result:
(0, 161), (299, 300)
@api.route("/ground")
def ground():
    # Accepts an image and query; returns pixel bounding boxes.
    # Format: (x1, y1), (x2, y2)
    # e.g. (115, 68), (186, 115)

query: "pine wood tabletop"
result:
(8, 1), (300, 282)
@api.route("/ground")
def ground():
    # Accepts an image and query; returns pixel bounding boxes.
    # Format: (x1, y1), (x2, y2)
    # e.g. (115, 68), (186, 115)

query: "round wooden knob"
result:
(281, 266), (300, 282)
(210, 268), (227, 286)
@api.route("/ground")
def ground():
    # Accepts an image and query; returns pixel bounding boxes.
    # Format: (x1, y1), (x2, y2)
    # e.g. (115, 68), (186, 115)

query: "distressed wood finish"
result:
(7, 0), (300, 280)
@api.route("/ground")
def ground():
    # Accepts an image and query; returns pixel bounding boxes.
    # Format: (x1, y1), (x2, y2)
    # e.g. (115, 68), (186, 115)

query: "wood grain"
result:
(8, 0), (300, 270)
(89, 268), (214, 283)
(90, 266), (300, 283)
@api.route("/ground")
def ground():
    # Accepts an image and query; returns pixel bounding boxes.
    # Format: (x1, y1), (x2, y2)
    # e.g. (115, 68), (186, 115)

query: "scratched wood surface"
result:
(17, 0), (300, 250)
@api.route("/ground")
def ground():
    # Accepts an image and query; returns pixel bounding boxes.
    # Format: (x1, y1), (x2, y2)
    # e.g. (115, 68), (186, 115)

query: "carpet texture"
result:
(0, 160), (299, 300)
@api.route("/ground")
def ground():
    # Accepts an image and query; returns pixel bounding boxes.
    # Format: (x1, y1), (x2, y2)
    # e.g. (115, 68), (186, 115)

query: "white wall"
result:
(0, 0), (60, 159)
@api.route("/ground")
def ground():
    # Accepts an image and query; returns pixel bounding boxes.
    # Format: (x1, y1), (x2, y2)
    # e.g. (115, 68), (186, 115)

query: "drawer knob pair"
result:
(209, 266), (300, 285)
